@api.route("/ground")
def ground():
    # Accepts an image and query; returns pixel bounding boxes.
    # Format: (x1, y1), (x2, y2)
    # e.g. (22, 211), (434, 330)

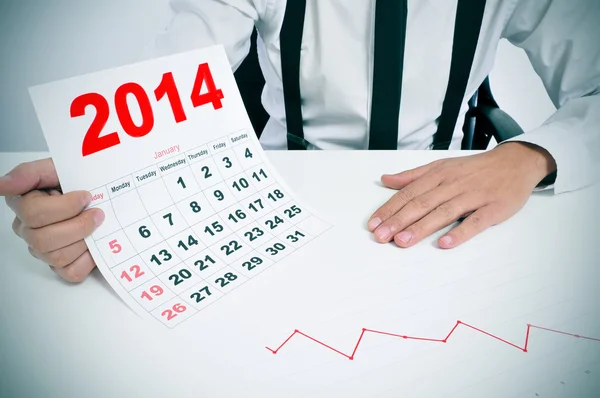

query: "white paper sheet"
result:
(28, 45), (332, 328)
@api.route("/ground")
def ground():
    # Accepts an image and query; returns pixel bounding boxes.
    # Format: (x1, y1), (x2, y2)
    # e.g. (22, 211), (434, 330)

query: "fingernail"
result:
(93, 209), (105, 226)
(368, 217), (382, 230)
(439, 235), (453, 247)
(375, 226), (391, 241)
(0, 174), (12, 183)
(396, 231), (413, 244)
(81, 191), (92, 206)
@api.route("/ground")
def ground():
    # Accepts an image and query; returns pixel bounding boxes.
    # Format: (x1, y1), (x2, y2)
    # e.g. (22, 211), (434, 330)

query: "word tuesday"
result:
(154, 144), (180, 159)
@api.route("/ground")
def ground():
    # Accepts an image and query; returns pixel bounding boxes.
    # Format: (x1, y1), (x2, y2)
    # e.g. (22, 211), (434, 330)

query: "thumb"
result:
(381, 162), (435, 189)
(0, 158), (60, 197)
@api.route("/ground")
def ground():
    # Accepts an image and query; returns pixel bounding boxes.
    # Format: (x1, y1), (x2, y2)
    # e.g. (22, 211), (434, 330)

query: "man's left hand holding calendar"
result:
(1, 46), (332, 328)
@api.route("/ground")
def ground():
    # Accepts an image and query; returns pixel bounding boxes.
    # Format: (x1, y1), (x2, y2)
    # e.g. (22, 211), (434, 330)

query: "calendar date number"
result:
(215, 272), (238, 287)
(190, 286), (212, 303)
(161, 303), (187, 321)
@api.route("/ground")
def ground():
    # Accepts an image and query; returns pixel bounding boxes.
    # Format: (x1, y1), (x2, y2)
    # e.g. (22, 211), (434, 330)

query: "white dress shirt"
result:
(151, 0), (600, 195)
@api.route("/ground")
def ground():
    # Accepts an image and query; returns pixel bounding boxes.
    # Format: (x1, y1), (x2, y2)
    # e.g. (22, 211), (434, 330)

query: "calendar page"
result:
(28, 45), (332, 328)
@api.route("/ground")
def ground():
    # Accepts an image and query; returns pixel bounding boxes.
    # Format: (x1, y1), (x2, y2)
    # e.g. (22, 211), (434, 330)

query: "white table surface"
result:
(1, 150), (599, 398)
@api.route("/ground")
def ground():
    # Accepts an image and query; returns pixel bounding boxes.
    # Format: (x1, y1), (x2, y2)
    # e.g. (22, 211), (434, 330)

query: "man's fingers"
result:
(437, 205), (502, 249)
(392, 193), (485, 247)
(21, 208), (104, 253)
(12, 217), (23, 238)
(372, 183), (463, 243)
(7, 189), (92, 228)
(0, 158), (60, 197)
(368, 172), (442, 233)
(52, 250), (97, 283)
(29, 240), (89, 268)
(380, 161), (438, 190)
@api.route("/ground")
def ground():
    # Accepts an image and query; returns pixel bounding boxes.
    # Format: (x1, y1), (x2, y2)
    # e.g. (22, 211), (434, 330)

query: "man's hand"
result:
(367, 142), (557, 249)
(0, 158), (104, 282)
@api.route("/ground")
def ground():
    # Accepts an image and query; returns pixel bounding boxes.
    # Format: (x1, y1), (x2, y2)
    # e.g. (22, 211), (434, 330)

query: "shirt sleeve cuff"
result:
(501, 124), (598, 195)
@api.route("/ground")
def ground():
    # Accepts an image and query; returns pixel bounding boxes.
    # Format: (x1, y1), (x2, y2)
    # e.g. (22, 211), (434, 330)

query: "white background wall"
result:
(0, 0), (556, 152)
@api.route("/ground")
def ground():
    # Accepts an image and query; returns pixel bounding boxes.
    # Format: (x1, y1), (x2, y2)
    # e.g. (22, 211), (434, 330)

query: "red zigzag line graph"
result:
(265, 321), (600, 360)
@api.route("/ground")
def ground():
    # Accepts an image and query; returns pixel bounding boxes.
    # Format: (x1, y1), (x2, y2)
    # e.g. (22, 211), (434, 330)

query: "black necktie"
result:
(368, 0), (408, 150)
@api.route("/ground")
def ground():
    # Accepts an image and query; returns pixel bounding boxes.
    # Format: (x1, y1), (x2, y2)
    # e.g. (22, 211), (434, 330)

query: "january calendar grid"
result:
(27, 45), (332, 329)
(87, 130), (331, 328)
